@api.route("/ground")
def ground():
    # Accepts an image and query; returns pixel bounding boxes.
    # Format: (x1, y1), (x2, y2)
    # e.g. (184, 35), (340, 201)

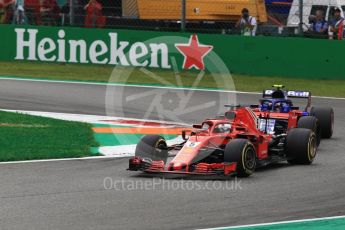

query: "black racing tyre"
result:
(224, 139), (256, 177)
(297, 116), (321, 146)
(310, 107), (334, 138)
(135, 135), (168, 162)
(286, 128), (317, 165)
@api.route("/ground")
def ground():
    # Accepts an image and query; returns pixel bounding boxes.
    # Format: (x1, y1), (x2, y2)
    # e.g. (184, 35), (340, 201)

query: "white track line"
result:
(2, 109), (192, 127)
(0, 155), (129, 165)
(0, 110), (186, 163)
(1, 77), (344, 100)
(0, 77), (343, 164)
(198, 215), (345, 230)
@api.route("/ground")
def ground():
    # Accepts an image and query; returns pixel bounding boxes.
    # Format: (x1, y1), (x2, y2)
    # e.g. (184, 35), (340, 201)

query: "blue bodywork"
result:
(260, 98), (293, 113)
(265, 0), (293, 15)
(259, 86), (311, 115)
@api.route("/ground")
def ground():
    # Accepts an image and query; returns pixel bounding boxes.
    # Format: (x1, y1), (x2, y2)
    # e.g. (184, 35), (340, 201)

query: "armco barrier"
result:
(1, 24), (345, 79)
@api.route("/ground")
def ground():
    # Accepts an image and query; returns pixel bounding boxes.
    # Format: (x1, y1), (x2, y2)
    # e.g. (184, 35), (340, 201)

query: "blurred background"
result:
(0, 0), (344, 37)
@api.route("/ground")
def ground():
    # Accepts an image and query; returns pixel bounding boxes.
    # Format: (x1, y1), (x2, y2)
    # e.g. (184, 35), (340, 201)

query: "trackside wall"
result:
(1, 24), (344, 79)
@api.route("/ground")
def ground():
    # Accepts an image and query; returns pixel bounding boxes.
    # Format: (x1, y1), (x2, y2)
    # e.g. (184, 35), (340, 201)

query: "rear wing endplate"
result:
(287, 91), (312, 111)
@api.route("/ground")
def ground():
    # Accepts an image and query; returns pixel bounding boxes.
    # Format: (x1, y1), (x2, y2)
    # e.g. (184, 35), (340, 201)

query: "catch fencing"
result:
(0, 0), (344, 38)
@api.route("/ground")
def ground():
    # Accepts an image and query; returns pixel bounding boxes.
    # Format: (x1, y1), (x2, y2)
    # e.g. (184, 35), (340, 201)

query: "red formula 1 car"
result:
(128, 106), (318, 177)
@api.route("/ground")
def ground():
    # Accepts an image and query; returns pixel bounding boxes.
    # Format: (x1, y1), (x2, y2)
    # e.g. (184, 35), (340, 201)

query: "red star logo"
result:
(175, 34), (213, 70)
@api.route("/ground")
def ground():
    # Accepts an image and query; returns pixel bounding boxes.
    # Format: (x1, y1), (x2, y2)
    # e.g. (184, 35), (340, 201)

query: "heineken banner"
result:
(1, 24), (345, 79)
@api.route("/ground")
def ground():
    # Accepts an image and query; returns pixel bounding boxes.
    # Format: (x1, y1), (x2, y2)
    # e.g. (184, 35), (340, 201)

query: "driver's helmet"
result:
(275, 101), (291, 113)
(281, 102), (291, 113)
(213, 123), (231, 133)
(260, 100), (273, 111)
(274, 102), (282, 112)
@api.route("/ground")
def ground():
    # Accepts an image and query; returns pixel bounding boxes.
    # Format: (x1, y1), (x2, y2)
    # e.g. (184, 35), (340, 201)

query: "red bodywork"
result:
(128, 107), (290, 176)
(252, 109), (305, 129)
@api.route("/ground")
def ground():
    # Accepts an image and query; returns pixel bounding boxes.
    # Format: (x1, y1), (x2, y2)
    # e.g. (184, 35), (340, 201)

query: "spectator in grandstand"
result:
(25, 0), (41, 25)
(329, 8), (344, 40)
(235, 8), (257, 36)
(61, 0), (84, 26)
(15, 4), (25, 24)
(305, 10), (328, 39)
(84, 0), (105, 28)
(60, 0), (69, 25)
(40, 0), (60, 26)
(0, 0), (15, 24)
(13, 0), (26, 24)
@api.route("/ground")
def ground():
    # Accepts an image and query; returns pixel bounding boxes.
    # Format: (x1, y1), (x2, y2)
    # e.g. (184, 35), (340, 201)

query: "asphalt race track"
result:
(0, 78), (345, 230)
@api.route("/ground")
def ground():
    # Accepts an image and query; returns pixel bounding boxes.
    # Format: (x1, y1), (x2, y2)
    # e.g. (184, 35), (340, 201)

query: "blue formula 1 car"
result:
(246, 85), (334, 145)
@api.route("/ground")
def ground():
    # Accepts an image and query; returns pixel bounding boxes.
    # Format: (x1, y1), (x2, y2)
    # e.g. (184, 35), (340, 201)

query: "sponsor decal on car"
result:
(185, 141), (201, 148)
(259, 119), (276, 134)
(287, 91), (310, 98)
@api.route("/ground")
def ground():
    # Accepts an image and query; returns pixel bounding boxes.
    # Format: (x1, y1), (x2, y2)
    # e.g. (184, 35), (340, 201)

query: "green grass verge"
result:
(0, 110), (99, 161)
(1, 61), (345, 97)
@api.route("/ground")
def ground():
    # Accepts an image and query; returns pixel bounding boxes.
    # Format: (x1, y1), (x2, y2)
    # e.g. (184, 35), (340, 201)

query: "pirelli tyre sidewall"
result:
(135, 135), (168, 162)
(224, 139), (256, 177)
(297, 116), (321, 146)
(286, 128), (317, 165)
(310, 107), (334, 139)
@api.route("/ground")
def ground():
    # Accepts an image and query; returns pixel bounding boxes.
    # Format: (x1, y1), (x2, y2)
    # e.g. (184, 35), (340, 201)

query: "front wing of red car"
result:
(128, 157), (237, 176)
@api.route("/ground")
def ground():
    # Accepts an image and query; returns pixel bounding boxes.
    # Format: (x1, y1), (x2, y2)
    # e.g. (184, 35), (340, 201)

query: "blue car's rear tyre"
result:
(310, 107), (334, 139)
(298, 116), (320, 146)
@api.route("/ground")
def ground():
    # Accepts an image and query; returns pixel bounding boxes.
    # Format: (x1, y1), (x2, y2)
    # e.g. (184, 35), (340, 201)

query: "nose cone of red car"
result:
(168, 162), (187, 171)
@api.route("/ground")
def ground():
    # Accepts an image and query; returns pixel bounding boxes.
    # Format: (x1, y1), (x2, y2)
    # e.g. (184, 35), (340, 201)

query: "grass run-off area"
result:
(0, 110), (99, 161)
(0, 61), (345, 97)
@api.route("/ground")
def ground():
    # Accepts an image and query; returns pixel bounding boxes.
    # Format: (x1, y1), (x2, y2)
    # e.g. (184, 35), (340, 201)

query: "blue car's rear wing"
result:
(262, 89), (275, 98)
(263, 90), (311, 98)
(286, 91), (311, 98)
(287, 91), (312, 111)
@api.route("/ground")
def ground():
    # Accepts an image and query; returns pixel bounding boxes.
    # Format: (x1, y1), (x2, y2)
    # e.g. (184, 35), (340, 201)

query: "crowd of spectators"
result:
(0, 0), (110, 27)
(235, 7), (345, 40)
(305, 8), (344, 40)
(1, 1), (345, 40)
